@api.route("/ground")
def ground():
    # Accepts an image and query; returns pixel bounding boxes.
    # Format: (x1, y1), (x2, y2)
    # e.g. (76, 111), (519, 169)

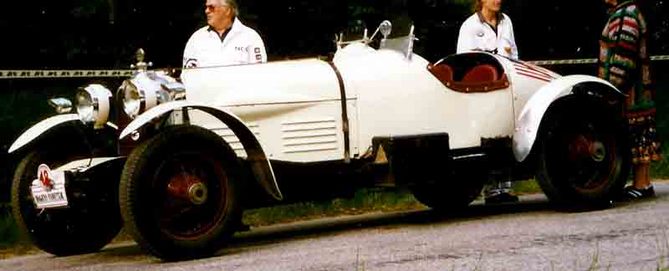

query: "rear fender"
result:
(513, 75), (624, 162)
(120, 101), (282, 201)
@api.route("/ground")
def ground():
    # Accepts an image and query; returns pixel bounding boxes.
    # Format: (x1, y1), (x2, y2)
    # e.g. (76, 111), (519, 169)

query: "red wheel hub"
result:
(568, 135), (605, 162)
(167, 173), (208, 205)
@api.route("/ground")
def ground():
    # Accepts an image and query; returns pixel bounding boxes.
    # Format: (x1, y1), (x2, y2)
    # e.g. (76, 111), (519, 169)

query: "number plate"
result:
(30, 164), (68, 209)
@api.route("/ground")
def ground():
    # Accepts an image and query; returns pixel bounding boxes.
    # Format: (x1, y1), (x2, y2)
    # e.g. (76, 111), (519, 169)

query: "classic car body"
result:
(8, 21), (629, 260)
(179, 44), (604, 161)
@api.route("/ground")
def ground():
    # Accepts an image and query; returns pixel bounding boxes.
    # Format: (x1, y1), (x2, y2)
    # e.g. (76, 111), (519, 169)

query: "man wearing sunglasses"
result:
(183, 0), (267, 68)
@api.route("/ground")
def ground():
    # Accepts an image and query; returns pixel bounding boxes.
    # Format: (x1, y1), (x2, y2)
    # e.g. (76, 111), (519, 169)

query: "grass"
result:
(0, 204), (36, 259)
(243, 179), (544, 228)
(0, 204), (20, 249)
(511, 179), (542, 195)
(243, 188), (425, 227)
(652, 145), (669, 178)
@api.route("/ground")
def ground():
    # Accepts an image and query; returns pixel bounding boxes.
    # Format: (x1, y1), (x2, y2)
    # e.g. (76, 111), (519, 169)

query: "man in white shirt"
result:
(183, 0), (267, 68)
(457, 0), (518, 60)
(457, 0), (519, 204)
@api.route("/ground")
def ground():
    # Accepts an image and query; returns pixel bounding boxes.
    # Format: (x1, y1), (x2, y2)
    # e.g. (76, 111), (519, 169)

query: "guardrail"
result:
(527, 55), (669, 66)
(0, 70), (133, 79)
(0, 55), (667, 79)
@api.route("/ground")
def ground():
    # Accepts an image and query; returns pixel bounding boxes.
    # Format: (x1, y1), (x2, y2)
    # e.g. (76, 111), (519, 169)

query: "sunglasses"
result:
(205, 4), (228, 11)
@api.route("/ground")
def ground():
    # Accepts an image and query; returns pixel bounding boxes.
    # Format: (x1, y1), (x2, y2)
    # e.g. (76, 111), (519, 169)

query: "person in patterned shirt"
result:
(599, 0), (661, 200)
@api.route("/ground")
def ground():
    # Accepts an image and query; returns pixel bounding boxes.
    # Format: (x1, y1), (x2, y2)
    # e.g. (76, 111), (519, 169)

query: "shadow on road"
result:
(228, 196), (555, 247)
(90, 196), (555, 260)
(87, 185), (668, 262)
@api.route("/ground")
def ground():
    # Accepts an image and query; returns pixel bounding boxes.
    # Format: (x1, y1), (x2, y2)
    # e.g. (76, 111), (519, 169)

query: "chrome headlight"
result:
(121, 71), (185, 119)
(120, 80), (142, 119)
(76, 84), (112, 129)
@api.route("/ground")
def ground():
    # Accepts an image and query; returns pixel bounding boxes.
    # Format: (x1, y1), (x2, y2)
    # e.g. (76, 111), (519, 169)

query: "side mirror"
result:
(368, 20), (392, 44)
(379, 20), (392, 39)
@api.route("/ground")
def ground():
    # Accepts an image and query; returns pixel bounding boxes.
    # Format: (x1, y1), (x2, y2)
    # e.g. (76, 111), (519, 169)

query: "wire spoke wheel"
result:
(545, 120), (616, 192)
(120, 125), (242, 261)
(536, 96), (629, 206)
(155, 153), (228, 240)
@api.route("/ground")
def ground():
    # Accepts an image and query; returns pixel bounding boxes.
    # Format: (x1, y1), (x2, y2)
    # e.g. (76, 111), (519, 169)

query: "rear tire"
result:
(535, 96), (629, 207)
(119, 125), (242, 261)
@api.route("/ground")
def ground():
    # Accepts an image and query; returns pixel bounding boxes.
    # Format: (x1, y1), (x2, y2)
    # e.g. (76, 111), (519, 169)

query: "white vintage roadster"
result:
(8, 21), (629, 260)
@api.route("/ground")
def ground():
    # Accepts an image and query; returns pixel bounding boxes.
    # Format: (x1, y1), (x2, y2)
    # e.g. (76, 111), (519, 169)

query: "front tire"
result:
(119, 125), (242, 261)
(535, 96), (630, 206)
(11, 148), (122, 256)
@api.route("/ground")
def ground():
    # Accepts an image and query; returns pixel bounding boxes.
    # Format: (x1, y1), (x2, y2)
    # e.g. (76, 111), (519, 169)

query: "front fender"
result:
(120, 101), (283, 201)
(9, 114), (80, 154)
(513, 75), (624, 162)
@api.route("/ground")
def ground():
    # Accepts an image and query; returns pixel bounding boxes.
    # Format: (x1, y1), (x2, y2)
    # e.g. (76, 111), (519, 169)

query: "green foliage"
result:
(650, 63), (669, 178)
(512, 179), (542, 195)
(0, 205), (20, 248)
(651, 146), (669, 178)
(452, 0), (474, 11)
(348, 0), (376, 18)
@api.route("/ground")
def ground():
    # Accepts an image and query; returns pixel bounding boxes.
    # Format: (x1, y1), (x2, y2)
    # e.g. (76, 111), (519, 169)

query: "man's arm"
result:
(183, 34), (199, 68)
(246, 32), (267, 64)
(506, 17), (519, 60)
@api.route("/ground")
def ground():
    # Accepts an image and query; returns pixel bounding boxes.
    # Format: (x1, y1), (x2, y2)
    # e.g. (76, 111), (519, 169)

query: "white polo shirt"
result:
(183, 18), (267, 68)
(456, 12), (518, 59)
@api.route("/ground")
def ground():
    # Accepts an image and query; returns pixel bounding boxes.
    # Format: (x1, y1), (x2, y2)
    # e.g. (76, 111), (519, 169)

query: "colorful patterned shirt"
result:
(599, 1), (654, 112)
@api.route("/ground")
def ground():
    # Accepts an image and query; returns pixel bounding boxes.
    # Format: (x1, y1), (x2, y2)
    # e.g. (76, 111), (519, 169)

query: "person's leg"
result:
(619, 111), (659, 201)
(500, 181), (513, 193)
(621, 162), (655, 200)
(485, 181), (518, 204)
(632, 163), (651, 189)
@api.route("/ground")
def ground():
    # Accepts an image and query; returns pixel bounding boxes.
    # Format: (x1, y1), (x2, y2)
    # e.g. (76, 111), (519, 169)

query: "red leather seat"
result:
(428, 63), (453, 83)
(462, 64), (499, 83)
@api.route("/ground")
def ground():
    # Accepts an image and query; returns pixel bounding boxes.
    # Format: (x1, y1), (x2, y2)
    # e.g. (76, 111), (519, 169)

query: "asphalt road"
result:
(2, 183), (669, 271)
